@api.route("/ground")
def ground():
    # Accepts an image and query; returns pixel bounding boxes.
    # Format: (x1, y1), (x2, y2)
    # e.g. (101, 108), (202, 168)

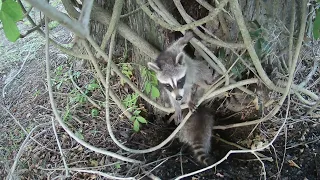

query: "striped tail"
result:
(191, 143), (214, 166)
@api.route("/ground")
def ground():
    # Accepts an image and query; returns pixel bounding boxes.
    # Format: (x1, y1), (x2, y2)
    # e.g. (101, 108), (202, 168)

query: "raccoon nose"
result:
(176, 95), (182, 101)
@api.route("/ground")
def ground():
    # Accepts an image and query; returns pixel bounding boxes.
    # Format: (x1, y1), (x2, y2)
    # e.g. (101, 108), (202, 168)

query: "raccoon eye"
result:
(165, 84), (170, 88)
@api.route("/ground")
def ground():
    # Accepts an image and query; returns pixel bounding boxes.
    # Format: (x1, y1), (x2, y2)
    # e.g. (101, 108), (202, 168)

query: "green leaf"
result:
(89, 160), (98, 167)
(1, 0), (23, 21)
(133, 110), (141, 116)
(141, 67), (147, 78)
(133, 120), (139, 132)
(145, 82), (151, 94)
(0, 11), (20, 42)
(151, 86), (160, 99)
(313, 9), (320, 39)
(115, 163), (121, 169)
(129, 115), (136, 122)
(136, 116), (147, 124)
(75, 130), (84, 140)
(87, 83), (99, 91)
(91, 108), (99, 117)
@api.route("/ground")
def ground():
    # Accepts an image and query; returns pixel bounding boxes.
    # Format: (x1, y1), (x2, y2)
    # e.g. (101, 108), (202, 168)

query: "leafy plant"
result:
(91, 108), (99, 117)
(140, 66), (160, 99)
(120, 63), (133, 85)
(123, 93), (147, 132)
(119, 64), (160, 131)
(0, 0), (23, 42)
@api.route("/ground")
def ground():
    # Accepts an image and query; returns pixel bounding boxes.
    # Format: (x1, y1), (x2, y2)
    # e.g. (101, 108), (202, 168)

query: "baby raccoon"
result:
(177, 106), (215, 166)
(148, 31), (215, 122)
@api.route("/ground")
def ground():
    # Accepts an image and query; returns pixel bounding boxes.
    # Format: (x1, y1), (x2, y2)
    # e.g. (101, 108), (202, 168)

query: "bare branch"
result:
(44, 12), (140, 163)
(78, 0), (93, 36)
(6, 123), (50, 180)
(230, 0), (284, 93)
(81, 39), (133, 119)
(287, 2), (295, 70)
(25, 0), (87, 37)
(51, 118), (69, 177)
(136, 0), (230, 32)
(100, 0), (125, 51)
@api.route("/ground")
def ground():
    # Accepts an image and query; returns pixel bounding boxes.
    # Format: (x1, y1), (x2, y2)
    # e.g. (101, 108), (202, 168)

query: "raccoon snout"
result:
(176, 95), (182, 101)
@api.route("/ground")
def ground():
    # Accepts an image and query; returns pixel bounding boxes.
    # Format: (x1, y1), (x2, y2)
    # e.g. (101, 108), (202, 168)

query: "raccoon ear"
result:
(148, 62), (161, 72)
(176, 52), (185, 66)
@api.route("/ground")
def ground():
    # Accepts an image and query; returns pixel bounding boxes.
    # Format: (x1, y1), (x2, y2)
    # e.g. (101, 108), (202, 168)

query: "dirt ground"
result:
(1, 11), (320, 180)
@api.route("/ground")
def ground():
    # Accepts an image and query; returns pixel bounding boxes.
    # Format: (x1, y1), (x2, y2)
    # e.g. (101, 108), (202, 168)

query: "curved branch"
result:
(86, 36), (174, 113)
(44, 15), (140, 163)
(230, 0), (284, 93)
(100, 0), (124, 51)
(25, 0), (87, 37)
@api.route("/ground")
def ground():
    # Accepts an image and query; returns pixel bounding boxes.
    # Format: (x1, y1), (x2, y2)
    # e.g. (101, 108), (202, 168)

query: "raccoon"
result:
(177, 106), (215, 166)
(148, 31), (215, 122)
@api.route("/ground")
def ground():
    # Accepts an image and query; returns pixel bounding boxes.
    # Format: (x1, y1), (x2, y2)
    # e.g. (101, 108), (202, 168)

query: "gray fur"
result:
(177, 107), (214, 166)
(148, 31), (215, 122)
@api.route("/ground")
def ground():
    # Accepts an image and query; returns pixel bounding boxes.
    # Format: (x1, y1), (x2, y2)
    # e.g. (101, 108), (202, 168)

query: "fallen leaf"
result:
(288, 160), (300, 169)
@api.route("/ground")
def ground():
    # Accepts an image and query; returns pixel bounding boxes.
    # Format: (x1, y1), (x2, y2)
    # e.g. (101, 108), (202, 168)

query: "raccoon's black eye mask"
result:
(160, 75), (186, 92)
(177, 75), (186, 88)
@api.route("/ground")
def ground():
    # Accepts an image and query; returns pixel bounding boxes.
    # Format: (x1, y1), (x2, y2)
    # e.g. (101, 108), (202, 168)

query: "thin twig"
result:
(2, 47), (31, 98)
(174, 1), (308, 178)
(78, 0), (93, 37)
(0, 104), (57, 152)
(86, 36), (173, 113)
(44, 13), (140, 163)
(120, 2), (149, 18)
(136, 0), (234, 38)
(172, 0), (229, 84)
(230, 0), (284, 93)
(68, 66), (102, 110)
(18, 0), (90, 60)
(6, 123), (50, 180)
(81, 39), (133, 118)
(100, 0), (124, 52)
(287, 1), (295, 70)
(213, 135), (272, 162)
(51, 117), (69, 177)
(25, 0), (87, 37)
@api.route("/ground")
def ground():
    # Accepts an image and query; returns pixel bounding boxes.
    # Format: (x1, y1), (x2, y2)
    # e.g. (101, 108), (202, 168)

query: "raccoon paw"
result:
(188, 101), (197, 112)
(167, 112), (182, 125)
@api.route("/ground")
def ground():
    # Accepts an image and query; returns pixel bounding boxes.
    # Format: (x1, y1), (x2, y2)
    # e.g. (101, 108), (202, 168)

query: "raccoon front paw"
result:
(167, 112), (182, 125)
(188, 101), (197, 112)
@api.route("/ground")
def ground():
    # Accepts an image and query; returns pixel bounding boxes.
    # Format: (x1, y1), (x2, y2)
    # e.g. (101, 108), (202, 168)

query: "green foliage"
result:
(86, 83), (99, 91)
(120, 63), (133, 85)
(122, 93), (147, 132)
(75, 129), (84, 140)
(119, 64), (161, 131)
(115, 163), (121, 169)
(314, 9), (320, 39)
(140, 66), (160, 99)
(0, 0), (23, 42)
(91, 108), (99, 117)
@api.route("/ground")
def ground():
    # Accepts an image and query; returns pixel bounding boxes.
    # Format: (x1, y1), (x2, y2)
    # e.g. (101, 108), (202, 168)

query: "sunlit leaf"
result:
(145, 82), (151, 94)
(0, 12), (20, 42)
(151, 86), (160, 99)
(1, 0), (23, 21)
(91, 108), (99, 117)
(133, 110), (141, 116)
(87, 83), (99, 91)
(133, 120), (139, 132)
(136, 116), (147, 124)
